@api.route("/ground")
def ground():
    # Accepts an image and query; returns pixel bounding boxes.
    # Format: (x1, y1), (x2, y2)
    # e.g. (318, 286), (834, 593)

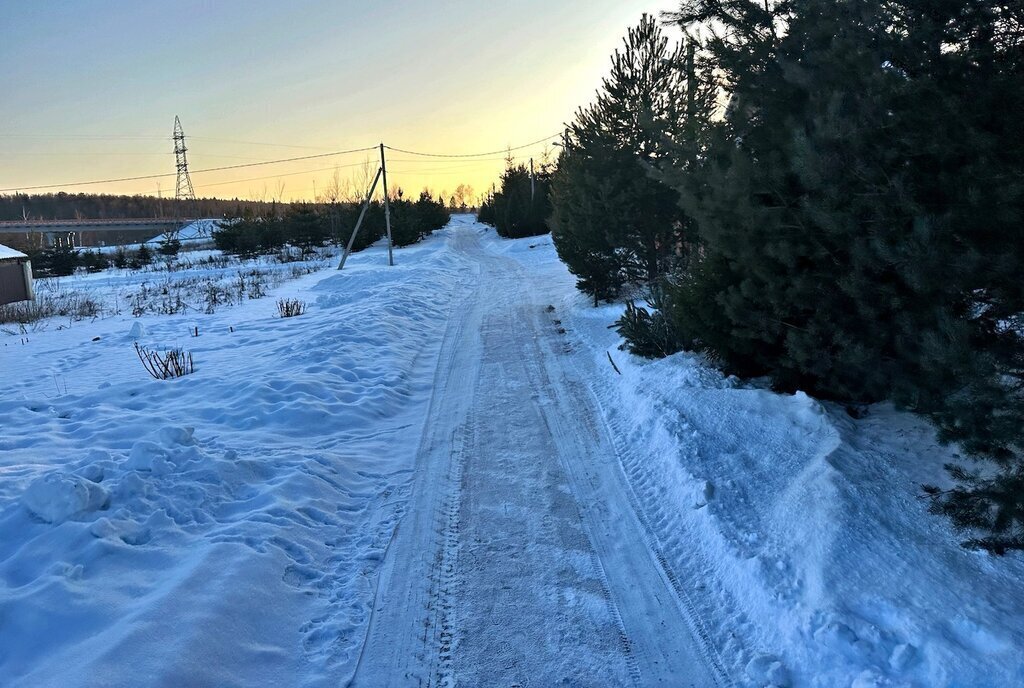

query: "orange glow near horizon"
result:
(1, 0), (679, 207)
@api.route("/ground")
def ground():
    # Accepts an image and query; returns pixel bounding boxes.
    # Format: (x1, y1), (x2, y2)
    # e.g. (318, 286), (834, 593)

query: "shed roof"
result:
(145, 219), (220, 245)
(0, 243), (28, 261)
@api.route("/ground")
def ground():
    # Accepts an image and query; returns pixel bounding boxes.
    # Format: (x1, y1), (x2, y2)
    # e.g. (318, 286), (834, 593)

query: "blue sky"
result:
(1, 0), (679, 201)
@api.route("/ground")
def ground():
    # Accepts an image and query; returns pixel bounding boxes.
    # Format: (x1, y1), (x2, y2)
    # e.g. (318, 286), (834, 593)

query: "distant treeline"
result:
(214, 191), (450, 256)
(1, 190), (477, 223)
(19, 189), (450, 278)
(0, 193), (306, 222)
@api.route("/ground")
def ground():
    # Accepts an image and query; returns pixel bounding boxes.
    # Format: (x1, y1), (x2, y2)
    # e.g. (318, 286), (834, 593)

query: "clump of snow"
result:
(889, 643), (917, 672)
(23, 473), (109, 524)
(124, 427), (197, 473)
(746, 654), (791, 687)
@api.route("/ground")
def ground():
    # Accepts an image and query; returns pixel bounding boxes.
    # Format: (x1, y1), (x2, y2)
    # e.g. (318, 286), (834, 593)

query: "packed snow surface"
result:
(1, 215), (1022, 687)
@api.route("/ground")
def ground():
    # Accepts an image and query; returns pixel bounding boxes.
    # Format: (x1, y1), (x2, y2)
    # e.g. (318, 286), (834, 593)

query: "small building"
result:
(0, 243), (34, 306)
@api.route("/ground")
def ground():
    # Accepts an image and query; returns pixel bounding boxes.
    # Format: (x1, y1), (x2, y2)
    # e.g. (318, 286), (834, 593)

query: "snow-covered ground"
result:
(1, 215), (1022, 687)
(1, 229), (469, 686)
(3, 247), (330, 329)
(497, 234), (1024, 687)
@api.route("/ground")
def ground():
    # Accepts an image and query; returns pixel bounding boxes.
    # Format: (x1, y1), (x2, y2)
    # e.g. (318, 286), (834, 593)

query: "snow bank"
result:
(497, 231), (1024, 688)
(0, 223), (472, 686)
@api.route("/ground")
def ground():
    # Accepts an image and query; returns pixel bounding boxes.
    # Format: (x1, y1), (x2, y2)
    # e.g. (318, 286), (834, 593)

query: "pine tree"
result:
(549, 147), (627, 304)
(416, 190), (450, 232)
(81, 250), (107, 273)
(284, 203), (328, 253)
(667, 0), (1024, 550)
(42, 243), (79, 277)
(490, 163), (551, 239)
(550, 14), (714, 304)
(157, 236), (181, 258)
(134, 243), (153, 267)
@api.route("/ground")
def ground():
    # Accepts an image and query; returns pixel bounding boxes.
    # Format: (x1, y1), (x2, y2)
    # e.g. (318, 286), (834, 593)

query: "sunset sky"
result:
(1, 0), (678, 204)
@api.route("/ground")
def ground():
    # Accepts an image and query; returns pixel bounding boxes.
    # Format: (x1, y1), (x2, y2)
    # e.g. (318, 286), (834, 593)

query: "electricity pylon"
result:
(173, 116), (196, 202)
(170, 116), (196, 240)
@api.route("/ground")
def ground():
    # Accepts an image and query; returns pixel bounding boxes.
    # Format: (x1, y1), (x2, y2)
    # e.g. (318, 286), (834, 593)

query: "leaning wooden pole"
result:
(380, 143), (394, 266)
(338, 166), (383, 270)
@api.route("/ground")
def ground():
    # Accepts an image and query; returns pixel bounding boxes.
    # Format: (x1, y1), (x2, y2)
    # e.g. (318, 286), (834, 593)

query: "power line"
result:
(0, 133), (169, 140)
(185, 160), (374, 194)
(0, 133), (340, 150)
(0, 131), (560, 194)
(0, 144), (379, 193)
(387, 160), (524, 175)
(131, 160), (383, 197)
(189, 136), (335, 151)
(3, 170), (176, 193)
(389, 167), (510, 175)
(384, 133), (560, 159)
(386, 156), (511, 165)
(3, 152), (174, 157)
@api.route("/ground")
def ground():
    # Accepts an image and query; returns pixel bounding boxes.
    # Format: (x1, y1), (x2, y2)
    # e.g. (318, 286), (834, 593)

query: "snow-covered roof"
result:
(0, 243), (28, 261)
(145, 219), (220, 245)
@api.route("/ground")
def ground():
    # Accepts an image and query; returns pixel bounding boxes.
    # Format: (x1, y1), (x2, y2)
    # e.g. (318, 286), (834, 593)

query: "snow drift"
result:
(0, 226), (471, 687)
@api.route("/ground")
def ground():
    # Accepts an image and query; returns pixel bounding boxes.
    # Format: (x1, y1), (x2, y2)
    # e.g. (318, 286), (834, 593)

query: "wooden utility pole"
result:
(338, 167), (383, 270)
(530, 158), (535, 205)
(380, 143), (394, 266)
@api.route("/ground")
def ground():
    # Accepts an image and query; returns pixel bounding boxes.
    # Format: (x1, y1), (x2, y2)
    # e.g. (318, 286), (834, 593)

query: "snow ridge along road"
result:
(354, 217), (723, 686)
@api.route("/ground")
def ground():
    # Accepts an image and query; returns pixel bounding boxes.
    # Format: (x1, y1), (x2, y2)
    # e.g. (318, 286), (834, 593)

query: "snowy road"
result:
(354, 220), (723, 686)
(7, 215), (1019, 686)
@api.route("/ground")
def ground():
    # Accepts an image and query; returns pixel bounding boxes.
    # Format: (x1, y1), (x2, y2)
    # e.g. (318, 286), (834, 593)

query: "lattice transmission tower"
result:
(173, 116), (196, 202)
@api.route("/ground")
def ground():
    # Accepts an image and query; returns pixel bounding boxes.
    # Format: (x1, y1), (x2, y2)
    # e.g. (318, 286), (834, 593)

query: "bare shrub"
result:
(234, 270), (268, 300)
(247, 272), (267, 299)
(0, 288), (103, 325)
(203, 281), (234, 314)
(134, 343), (195, 380)
(3, 248), (332, 330)
(277, 298), (306, 318)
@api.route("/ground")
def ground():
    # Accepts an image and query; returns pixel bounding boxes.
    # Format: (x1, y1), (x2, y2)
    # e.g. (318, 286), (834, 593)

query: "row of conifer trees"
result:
(492, 4), (1024, 553)
(214, 192), (450, 257)
(478, 164), (553, 239)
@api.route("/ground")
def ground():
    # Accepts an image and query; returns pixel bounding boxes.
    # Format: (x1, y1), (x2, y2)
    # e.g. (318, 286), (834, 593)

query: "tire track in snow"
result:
(442, 277), (634, 686)
(354, 222), (723, 686)
(564, 370), (735, 684)
(579, 371), (749, 684)
(431, 414), (471, 686)
(520, 308), (727, 687)
(350, 224), (483, 687)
